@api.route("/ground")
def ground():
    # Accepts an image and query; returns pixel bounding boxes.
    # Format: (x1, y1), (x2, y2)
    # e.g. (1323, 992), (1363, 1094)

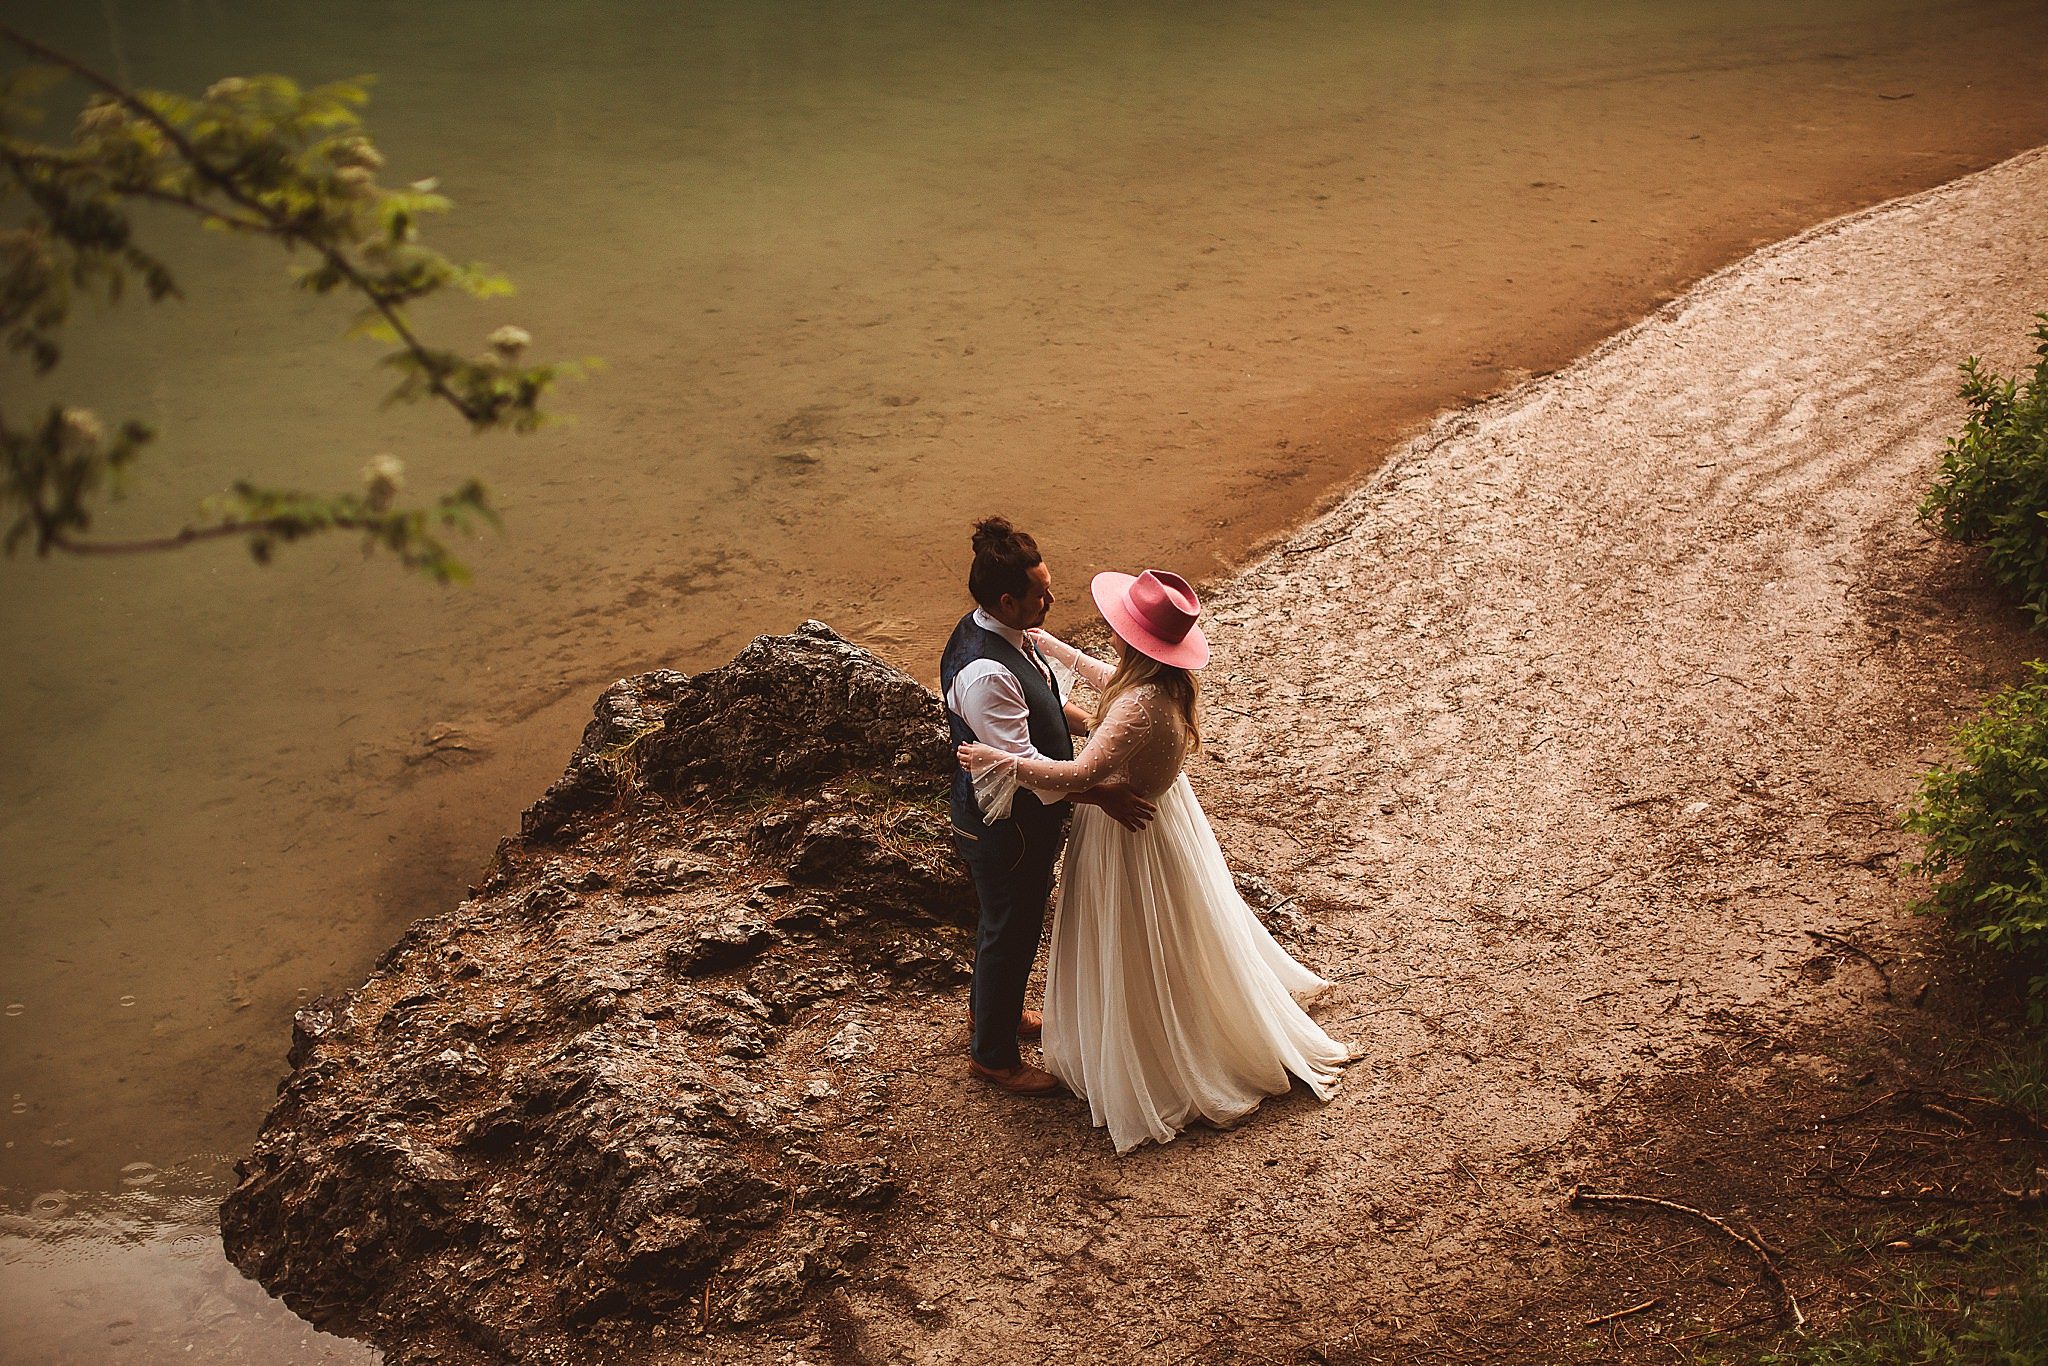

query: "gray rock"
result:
(220, 624), (973, 1362)
(666, 918), (778, 976)
(620, 850), (713, 895)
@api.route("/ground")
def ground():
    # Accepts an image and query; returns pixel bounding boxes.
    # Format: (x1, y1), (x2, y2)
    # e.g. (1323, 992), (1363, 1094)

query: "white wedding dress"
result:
(964, 633), (1352, 1154)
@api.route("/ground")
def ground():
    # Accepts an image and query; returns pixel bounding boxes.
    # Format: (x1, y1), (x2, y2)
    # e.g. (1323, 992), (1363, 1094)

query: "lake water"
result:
(4, 0), (2048, 1356)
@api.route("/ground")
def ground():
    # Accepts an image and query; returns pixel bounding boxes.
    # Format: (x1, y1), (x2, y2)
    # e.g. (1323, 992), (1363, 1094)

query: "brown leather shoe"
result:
(968, 1009), (1044, 1039)
(968, 1060), (1061, 1095)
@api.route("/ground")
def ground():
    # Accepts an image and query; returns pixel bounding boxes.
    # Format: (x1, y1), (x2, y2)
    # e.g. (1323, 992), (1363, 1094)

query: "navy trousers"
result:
(958, 814), (1064, 1071)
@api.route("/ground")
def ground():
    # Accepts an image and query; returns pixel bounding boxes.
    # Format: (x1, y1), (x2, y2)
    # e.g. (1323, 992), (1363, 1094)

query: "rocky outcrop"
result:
(220, 623), (972, 1363)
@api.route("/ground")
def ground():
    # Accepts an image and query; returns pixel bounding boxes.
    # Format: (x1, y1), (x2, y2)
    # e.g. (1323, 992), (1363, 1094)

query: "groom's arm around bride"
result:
(938, 516), (1150, 1096)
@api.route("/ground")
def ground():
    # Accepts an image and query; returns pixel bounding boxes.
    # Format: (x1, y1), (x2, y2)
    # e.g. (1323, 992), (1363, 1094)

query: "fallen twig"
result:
(1804, 929), (1895, 1001)
(1565, 868), (1620, 897)
(1816, 1171), (1989, 1207)
(1916, 1101), (1973, 1129)
(1815, 1089), (1899, 1125)
(1569, 1185), (1804, 1333)
(1582, 1296), (1662, 1329)
(1926, 1091), (2048, 1141)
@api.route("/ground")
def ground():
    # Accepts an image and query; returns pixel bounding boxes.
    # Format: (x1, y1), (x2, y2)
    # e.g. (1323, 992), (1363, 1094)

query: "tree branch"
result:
(115, 181), (273, 233)
(1, 141), (271, 231)
(44, 509), (474, 580)
(0, 21), (485, 422)
(1570, 1185), (1806, 1333)
(49, 523), (284, 554)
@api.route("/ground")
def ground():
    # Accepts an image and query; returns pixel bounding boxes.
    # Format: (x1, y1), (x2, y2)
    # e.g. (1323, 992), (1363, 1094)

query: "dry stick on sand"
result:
(1565, 868), (1621, 897)
(1917, 1101), (1974, 1129)
(1818, 1087), (2048, 1140)
(1568, 1186), (1805, 1333)
(1581, 1295), (1663, 1329)
(1803, 929), (1896, 1002)
(1815, 1089), (1899, 1125)
(1928, 1091), (2048, 1141)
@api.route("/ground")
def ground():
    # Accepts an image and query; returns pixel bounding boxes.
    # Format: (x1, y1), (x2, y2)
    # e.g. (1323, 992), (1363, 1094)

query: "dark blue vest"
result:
(940, 612), (1074, 841)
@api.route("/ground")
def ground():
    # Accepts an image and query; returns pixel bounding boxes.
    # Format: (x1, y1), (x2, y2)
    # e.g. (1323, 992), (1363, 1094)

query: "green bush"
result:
(1906, 662), (2048, 1012)
(1759, 1223), (2048, 1365)
(1920, 313), (2048, 627)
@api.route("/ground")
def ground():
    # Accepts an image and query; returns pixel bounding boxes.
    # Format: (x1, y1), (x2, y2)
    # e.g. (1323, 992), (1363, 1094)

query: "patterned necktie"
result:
(1026, 639), (1056, 691)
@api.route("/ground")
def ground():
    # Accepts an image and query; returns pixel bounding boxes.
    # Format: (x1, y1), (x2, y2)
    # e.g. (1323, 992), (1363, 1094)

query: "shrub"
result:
(1759, 1224), (2048, 1365)
(1905, 662), (2048, 1013)
(1920, 313), (2048, 627)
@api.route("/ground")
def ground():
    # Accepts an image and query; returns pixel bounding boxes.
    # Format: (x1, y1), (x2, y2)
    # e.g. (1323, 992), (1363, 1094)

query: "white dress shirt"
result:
(945, 608), (1066, 762)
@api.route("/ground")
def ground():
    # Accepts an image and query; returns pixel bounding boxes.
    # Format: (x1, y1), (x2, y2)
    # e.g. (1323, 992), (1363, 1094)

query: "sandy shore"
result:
(709, 146), (2048, 1359)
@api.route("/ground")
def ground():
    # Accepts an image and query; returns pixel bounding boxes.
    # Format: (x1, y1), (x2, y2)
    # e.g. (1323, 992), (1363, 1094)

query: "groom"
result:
(941, 516), (1155, 1096)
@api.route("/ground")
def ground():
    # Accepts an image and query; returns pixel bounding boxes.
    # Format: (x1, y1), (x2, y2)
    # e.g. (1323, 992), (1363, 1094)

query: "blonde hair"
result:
(1093, 641), (1201, 751)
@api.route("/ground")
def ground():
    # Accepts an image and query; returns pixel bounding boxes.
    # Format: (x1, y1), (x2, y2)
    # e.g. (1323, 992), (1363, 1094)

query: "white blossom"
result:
(75, 98), (127, 137)
(204, 77), (250, 101)
(334, 166), (377, 196)
(362, 453), (404, 509)
(486, 325), (531, 357)
(57, 408), (105, 451)
(329, 137), (385, 172)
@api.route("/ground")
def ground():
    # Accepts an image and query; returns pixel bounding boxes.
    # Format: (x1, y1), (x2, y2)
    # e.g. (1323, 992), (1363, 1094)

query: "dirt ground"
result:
(682, 148), (2048, 1364)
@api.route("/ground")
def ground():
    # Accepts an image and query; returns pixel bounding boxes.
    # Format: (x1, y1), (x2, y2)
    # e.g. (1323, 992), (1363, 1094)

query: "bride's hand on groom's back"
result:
(1082, 782), (1155, 833)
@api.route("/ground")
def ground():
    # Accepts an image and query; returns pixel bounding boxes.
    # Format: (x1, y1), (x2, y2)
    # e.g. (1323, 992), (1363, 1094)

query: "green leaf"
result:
(1, 46), (588, 584)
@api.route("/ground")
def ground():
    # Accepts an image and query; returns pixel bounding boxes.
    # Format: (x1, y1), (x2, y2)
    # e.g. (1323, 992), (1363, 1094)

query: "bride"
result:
(957, 568), (1351, 1154)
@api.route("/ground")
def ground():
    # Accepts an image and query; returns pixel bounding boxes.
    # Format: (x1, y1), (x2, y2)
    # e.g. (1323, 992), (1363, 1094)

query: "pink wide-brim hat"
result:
(1091, 569), (1210, 670)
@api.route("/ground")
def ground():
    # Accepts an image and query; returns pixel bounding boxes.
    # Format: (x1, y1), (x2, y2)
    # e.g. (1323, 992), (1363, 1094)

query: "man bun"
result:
(972, 515), (1019, 552)
(968, 515), (1042, 611)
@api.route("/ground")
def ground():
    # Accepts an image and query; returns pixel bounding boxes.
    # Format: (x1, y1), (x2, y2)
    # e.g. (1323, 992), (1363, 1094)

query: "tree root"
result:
(1569, 1185), (1805, 1333)
(1804, 929), (1895, 1002)
(1922, 1090), (2048, 1141)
